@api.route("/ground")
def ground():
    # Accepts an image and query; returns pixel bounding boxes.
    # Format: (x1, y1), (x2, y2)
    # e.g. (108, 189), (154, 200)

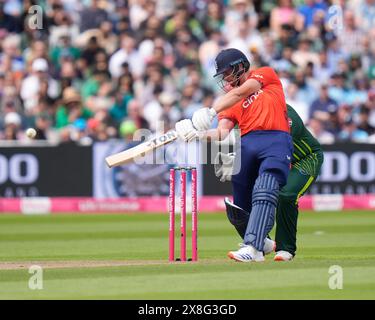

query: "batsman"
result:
(175, 48), (294, 262)
(215, 104), (324, 261)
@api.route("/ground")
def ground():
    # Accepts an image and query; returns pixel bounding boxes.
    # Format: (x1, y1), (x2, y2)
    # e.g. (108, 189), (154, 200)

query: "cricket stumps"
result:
(168, 166), (198, 262)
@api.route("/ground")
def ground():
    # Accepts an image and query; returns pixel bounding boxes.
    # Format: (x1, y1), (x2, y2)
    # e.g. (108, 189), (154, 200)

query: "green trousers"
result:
(275, 152), (323, 256)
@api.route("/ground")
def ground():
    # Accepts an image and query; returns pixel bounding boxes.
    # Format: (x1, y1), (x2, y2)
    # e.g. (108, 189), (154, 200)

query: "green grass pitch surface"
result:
(0, 211), (374, 299)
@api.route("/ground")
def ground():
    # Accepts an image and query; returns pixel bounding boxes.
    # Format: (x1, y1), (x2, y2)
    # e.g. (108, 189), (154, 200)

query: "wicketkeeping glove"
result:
(214, 152), (236, 182)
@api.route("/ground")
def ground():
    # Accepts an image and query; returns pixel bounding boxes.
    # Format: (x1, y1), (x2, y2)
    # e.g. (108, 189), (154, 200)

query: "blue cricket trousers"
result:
(232, 130), (293, 213)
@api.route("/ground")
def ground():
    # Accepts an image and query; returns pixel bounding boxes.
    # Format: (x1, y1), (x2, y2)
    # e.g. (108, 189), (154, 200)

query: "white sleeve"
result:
(109, 50), (127, 78)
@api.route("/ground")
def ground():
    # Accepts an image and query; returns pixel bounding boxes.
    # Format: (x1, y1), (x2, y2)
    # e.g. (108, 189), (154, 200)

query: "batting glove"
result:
(214, 152), (236, 182)
(175, 119), (199, 142)
(192, 108), (217, 131)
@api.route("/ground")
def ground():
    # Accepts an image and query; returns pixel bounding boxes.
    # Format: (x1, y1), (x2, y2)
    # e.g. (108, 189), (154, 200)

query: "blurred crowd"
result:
(0, 0), (375, 144)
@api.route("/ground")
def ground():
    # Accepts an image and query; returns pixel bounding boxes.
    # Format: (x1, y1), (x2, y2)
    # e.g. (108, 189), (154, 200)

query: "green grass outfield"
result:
(0, 211), (374, 299)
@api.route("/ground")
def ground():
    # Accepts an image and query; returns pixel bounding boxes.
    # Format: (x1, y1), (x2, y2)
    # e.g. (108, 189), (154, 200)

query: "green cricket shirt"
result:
(287, 104), (323, 177)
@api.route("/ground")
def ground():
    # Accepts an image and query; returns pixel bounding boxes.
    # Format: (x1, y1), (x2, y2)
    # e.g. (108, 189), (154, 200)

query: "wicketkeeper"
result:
(215, 104), (324, 261)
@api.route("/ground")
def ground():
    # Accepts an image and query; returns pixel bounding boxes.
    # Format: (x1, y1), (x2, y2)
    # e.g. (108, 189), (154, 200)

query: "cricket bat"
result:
(105, 130), (178, 168)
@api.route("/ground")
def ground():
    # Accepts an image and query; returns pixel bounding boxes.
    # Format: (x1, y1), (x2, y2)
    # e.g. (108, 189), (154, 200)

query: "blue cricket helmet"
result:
(213, 48), (250, 77)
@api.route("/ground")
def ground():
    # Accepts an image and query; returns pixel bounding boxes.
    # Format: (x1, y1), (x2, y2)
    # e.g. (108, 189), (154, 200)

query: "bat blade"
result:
(105, 130), (178, 168)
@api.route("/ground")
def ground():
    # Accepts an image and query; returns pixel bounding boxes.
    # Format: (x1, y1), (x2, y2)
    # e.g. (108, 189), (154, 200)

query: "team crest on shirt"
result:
(242, 89), (264, 109)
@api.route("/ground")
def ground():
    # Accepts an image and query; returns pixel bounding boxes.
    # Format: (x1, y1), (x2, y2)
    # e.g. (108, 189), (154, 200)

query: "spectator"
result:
(337, 10), (364, 55)
(85, 81), (114, 113)
(270, 0), (302, 37)
(199, 30), (226, 90)
(24, 39), (49, 69)
(291, 37), (319, 69)
(274, 24), (298, 58)
(49, 33), (80, 70)
(33, 113), (52, 140)
(143, 90), (165, 132)
(93, 51), (109, 74)
(164, 5), (204, 42)
(0, 0), (22, 33)
(20, 58), (59, 112)
(179, 83), (203, 118)
(338, 116), (369, 142)
(349, 0), (375, 31)
(285, 83), (309, 123)
(81, 70), (109, 102)
(307, 117), (335, 144)
(326, 36), (347, 74)
(201, 1), (224, 36)
(309, 84), (338, 120)
(227, 14), (264, 61)
(356, 105), (375, 135)
(328, 73), (351, 105)
(0, 85), (23, 114)
(272, 46), (297, 76)
(136, 63), (175, 106)
(129, 0), (156, 31)
(109, 33), (144, 79)
(188, 88), (215, 121)
(173, 29), (199, 69)
(80, 36), (105, 69)
(1, 111), (23, 140)
(336, 104), (353, 131)
(348, 55), (366, 83)
(59, 58), (80, 91)
(294, 68), (318, 106)
(0, 34), (24, 74)
(55, 87), (92, 129)
(98, 20), (117, 55)
(159, 92), (181, 130)
(224, 0), (258, 41)
(79, 0), (108, 33)
(139, 15), (164, 45)
(48, 8), (79, 48)
(261, 34), (278, 64)
(347, 78), (368, 106)
(297, 0), (327, 29)
(324, 108), (341, 136)
(313, 50), (333, 83)
(124, 99), (149, 131)
(109, 74), (134, 123)
(58, 126), (76, 145)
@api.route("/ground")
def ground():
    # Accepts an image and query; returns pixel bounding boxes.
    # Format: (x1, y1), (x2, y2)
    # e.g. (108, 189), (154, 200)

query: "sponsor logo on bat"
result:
(146, 131), (177, 147)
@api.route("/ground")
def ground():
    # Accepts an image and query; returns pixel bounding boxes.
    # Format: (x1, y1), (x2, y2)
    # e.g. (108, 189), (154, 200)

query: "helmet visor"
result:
(215, 63), (247, 93)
